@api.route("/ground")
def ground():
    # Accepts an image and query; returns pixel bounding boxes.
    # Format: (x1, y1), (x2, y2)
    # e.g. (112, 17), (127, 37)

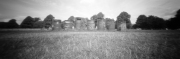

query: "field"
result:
(0, 30), (180, 59)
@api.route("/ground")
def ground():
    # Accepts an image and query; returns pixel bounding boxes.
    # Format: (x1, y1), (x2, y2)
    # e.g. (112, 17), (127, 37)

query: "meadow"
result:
(0, 30), (180, 59)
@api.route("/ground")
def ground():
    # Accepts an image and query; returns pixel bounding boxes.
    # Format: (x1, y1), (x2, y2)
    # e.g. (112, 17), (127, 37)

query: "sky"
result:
(0, 0), (180, 24)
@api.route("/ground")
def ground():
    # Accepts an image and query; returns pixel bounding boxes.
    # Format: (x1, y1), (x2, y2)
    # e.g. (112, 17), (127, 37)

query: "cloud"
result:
(0, 0), (180, 24)
(80, 0), (95, 4)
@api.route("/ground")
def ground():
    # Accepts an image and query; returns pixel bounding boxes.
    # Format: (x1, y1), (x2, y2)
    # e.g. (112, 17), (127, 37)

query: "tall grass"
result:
(0, 30), (180, 59)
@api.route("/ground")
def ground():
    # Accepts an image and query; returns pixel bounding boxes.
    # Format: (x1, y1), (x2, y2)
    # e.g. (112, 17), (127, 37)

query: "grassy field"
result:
(0, 30), (180, 59)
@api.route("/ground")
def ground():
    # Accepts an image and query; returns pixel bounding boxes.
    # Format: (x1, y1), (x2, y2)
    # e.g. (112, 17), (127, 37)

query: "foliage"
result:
(0, 22), (7, 28)
(91, 15), (97, 20)
(91, 12), (105, 20)
(0, 19), (19, 29)
(117, 11), (131, 22)
(96, 12), (104, 19)
(43, 14), (55, 28)
(20, 16), (34, 28)
(135, 15), (147, 29)
(166, 9), (180, 30)
(33, 17), (41, 22)
(126, 19), (132, 29)
(91, 12), (105, 27)
(68, 16), (75, 23)
(135, 15), (166, 30)
(33, 21), (44, 28)
(7, 19), (19, 28)
(116, 11), (132, 29)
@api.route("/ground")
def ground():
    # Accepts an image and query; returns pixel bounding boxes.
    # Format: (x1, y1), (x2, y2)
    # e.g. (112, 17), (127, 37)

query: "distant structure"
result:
(87, 20), (95, 30)
(74, 17), (88, 30)
(63, 20), (74, 30)
(39, 12), (131, 31)
(97, 19), (106, 30)
(52, 20), (62, 30)
(117, 21), (127, 31)
(120, 22), (127, 31)
(43, 14), (54, 30)
(49, 16), (125, 31)
(75, 19), (81, 30)
(106, 18), (115, 31)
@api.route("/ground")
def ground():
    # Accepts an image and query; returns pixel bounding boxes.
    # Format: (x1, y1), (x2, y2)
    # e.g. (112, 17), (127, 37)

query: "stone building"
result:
(63, 20), (74, 30)
(74, 17), (88, 30)
(117, 22), (127, 31)
(106, 18), (115, 31)
(52, 20), (62, 30)
(97, 19), (106, 30)
(87, 20), (95, 30)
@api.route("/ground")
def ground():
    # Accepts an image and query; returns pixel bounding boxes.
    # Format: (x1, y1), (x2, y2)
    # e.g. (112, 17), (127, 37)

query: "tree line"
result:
(133, 9), (180, 30)
(0, 9), (180, 30)
(133, 15), (166, 30)
(0, 12), (132, 30)
(0, 19), (19, 29)
(41, 12), (132, 31)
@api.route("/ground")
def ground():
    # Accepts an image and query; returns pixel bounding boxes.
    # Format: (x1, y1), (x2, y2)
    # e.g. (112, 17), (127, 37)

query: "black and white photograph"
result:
(0, 0), (180, 59)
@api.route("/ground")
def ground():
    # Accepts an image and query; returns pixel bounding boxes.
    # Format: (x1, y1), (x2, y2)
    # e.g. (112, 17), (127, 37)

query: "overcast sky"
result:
(0, 0), (180, 24)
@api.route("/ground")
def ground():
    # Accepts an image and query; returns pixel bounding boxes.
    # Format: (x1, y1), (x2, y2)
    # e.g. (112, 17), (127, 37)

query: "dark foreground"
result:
(0, 30), (180, 59)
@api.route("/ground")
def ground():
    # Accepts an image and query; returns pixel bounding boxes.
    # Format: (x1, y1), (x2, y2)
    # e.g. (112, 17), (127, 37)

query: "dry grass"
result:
(0, 30), (180, 59)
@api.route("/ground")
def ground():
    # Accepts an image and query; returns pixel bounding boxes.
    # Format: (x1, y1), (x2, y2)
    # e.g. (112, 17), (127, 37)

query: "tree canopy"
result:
(166, 9), (180, 30)
(44, 14), (54, 22)
(90, 12), (105, 27)
(7, 19), (19, 28)
(135, 15), (148, 29)
(44, 14), (55, 28)
(34, 17), (41, 22)
(20, 16), (34, 28)
(0, 19), (19, 28)
(116, 11), (132, 29)
(96, 12), (104, 19)
(33, 21), (44, 28)
(91, 12), (105, 21)
(68, 16), (75, 22)
(134, 15), (166, 30)
(32, 18), (44, 28)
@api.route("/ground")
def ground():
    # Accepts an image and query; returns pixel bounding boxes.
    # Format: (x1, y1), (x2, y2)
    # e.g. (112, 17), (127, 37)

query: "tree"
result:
(91, 15), (97, 20)
(116, 11), (131, 30)
(91, 12), (105, 21)
(31, 17), (42, 28)
(33, 21), (44, 28)
(166, 9), (180, 29)
(148, 15), (166, 29)
(68, 16), (75, 22)
(126, 17), (132, 29)
(0, 22), (8, 28)
(96, 12), (104, 19)
(7, 19), (19, 28)
(135, 15), (149, 29)
(135, 15), (166, 30)
(31, 17), (44, 28)
(91, 12), (105, 27)
(43, 14), (55, 28)
(20, 16), (34, 28)
(116, 11), (131, 22)
(33, 17), (41, 22)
